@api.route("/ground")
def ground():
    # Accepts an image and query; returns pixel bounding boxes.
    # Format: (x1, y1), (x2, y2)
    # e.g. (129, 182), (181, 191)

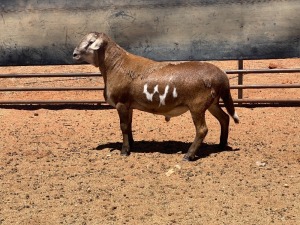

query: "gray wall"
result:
(0, 0), (299, 65)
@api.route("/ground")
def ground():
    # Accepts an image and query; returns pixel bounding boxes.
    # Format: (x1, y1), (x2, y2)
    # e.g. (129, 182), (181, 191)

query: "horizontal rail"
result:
(230, 84), (300, 89)
(0, 68), (299, 78)
(0, 100), (106, 104)
(232, 99), (300, 103)
(0, 84), (299, 92)
(225, 68), (300, 74)
(0, 99), (299, 105)
(0, 67), (299, 107)
(0, 73), (101, 78)
(0, 87), (104, 91)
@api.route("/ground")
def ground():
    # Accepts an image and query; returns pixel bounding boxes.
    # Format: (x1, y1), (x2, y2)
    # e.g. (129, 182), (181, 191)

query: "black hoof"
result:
(120, 151), (130, 156)
(183, 154), (195, 161)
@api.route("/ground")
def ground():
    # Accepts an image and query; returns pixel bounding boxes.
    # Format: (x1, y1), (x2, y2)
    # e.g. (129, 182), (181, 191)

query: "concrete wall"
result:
(0, 0), (299, 65)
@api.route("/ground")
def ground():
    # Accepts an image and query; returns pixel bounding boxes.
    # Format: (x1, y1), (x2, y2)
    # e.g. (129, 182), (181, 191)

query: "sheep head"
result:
(73, 32), (106, 67)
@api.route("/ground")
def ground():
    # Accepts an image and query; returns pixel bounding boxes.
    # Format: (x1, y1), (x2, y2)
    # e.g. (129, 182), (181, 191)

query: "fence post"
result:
(238, 59), (244, 103)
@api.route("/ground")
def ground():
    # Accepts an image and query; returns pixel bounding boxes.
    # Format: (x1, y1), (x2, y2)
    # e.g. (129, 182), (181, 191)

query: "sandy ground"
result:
(0, 59), (299, 224)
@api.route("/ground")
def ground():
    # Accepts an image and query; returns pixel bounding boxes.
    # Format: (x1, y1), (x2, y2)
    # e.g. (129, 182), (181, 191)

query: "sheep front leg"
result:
(184, 111), (208, 161)
(116, 103), (133, 156)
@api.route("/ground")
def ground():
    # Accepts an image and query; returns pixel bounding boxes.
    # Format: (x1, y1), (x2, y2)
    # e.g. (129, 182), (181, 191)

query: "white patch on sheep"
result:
(143, 84), (159, 101)
(172, 87), (178, 98)
(159, 85), (169, 106)
(233, 112), (240, 123)
(143, 84), (177, 106)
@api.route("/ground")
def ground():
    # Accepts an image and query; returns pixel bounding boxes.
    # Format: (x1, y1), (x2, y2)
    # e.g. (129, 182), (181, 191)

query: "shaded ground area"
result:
(0, 59), (299, 224)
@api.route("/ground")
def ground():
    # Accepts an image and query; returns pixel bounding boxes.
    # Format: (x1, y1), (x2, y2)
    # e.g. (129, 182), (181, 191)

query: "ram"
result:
(73, 32), (239, 161)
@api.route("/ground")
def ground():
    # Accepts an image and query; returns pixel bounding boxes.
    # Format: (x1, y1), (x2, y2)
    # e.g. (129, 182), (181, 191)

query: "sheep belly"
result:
(162, 106), (189, 118)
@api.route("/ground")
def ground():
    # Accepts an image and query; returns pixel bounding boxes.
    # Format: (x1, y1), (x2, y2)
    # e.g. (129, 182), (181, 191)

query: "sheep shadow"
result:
(94, 141), (239, 160)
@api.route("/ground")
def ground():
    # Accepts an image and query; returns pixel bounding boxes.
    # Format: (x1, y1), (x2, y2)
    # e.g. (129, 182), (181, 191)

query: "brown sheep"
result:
(73, 32), (239, 161)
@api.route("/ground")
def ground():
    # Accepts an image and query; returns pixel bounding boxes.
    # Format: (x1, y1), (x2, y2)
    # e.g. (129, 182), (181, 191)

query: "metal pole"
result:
(0, 87), (104, 91)
(230, 84), (300, 89)
(226, 68), (300, 74)
(0, 72), (102, 78)
(238, 59), (243, 100)
(0, 100), (106, 104)
(0, 99), (299, 105)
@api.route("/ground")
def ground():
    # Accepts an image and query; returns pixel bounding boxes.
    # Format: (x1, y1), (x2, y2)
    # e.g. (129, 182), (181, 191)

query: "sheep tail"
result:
(221, 88), (240, 124)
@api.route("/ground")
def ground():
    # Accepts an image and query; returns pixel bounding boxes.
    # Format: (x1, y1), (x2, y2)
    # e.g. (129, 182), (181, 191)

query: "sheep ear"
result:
(90, 38), (103, 50)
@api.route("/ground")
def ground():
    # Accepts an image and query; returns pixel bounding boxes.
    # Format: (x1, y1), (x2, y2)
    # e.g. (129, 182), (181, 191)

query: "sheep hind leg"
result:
(128, 108), (134, 147)
(208, 103), (229, 148)
(184, 110), (208, 161)
(116, 103), (134, 156)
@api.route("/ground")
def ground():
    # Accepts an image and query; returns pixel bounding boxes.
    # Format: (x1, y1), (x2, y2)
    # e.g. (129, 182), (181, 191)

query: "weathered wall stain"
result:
(0, 0), (299, 65)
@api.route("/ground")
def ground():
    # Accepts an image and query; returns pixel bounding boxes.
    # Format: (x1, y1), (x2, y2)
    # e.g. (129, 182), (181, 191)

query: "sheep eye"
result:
(84, 40), (94, 50)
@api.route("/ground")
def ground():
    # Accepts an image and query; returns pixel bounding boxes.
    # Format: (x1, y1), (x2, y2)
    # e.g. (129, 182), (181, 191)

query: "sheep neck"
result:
(100, 41), (155, 82)
(101, 43), (127, 78)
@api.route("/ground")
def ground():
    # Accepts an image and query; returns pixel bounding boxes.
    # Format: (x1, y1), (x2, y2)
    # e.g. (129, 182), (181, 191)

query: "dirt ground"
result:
(0, 59), (299, 225)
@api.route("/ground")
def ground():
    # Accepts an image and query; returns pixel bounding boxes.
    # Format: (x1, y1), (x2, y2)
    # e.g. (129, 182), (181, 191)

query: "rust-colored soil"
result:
(0, 59), (299, 224)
